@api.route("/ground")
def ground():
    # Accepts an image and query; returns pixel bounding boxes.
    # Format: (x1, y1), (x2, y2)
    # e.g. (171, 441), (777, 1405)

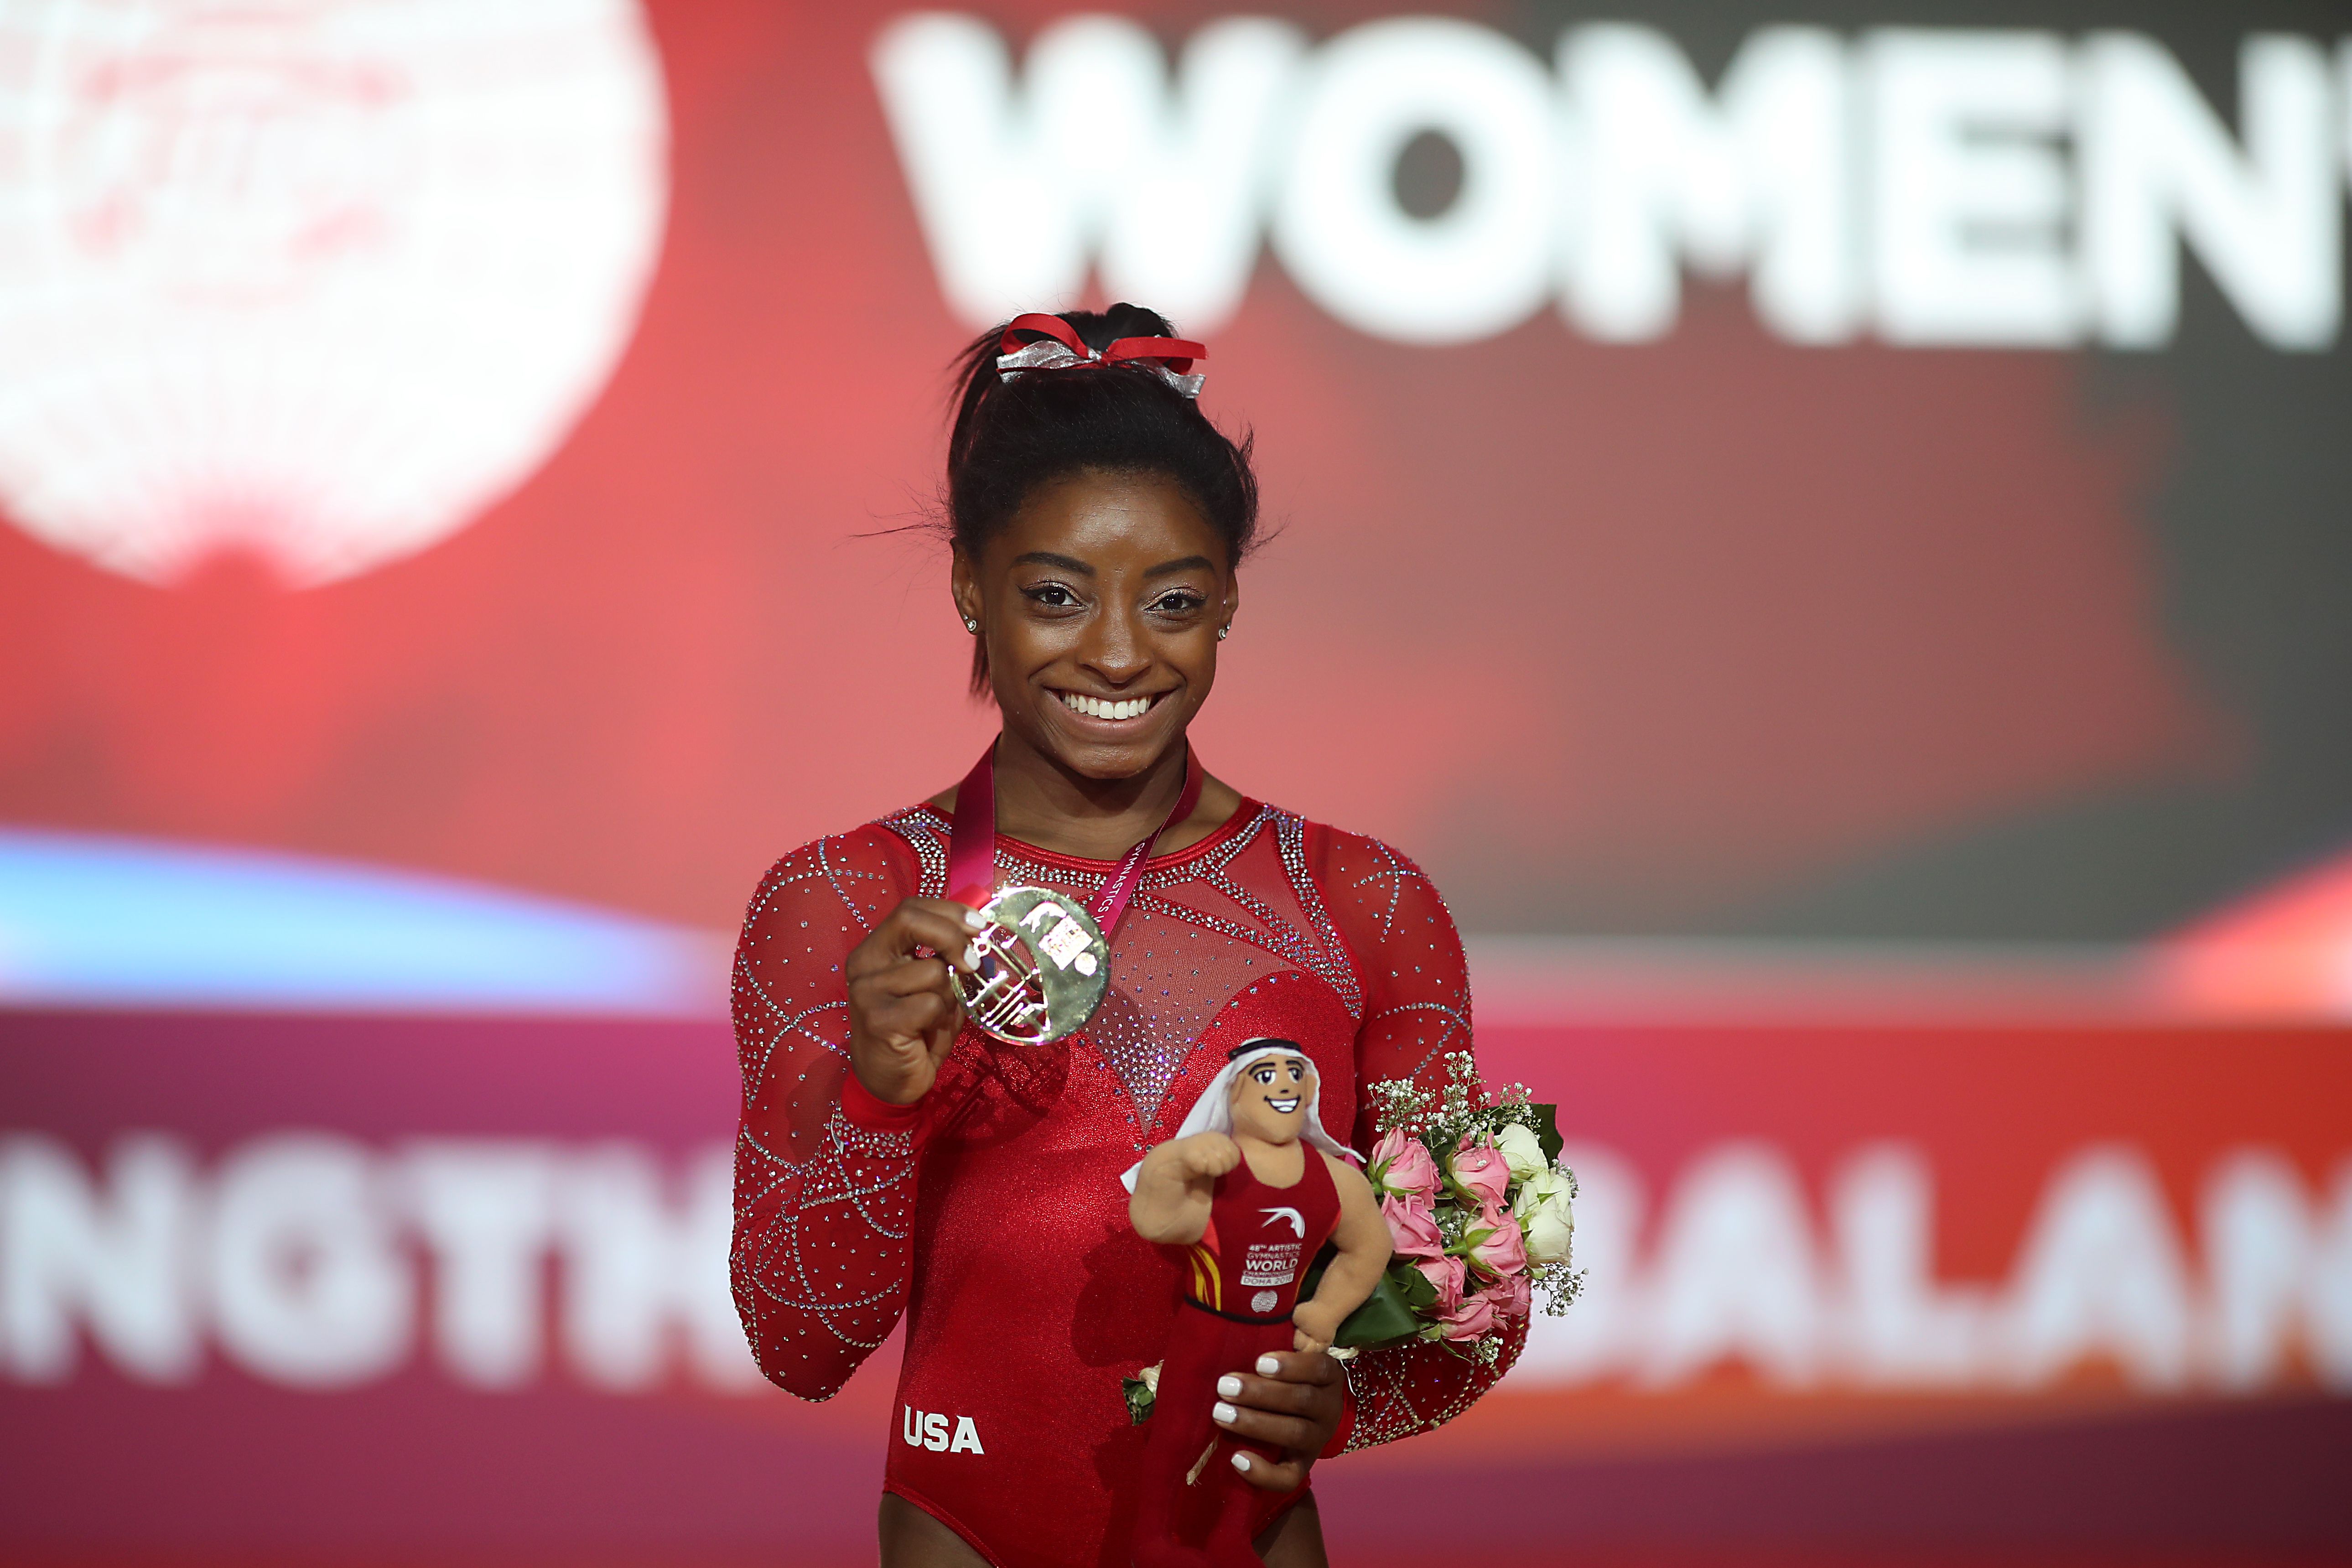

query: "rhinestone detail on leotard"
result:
(874, 802), (1362, 1123)
(729, 796), (1516, 1489)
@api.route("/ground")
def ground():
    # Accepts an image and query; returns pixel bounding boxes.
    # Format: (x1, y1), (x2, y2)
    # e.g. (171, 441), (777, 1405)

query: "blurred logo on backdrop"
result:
(0, 0), (668, 587)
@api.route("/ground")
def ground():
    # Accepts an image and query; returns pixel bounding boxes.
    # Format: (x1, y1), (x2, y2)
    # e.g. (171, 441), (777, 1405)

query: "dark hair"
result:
(1228, 1037), (1301, 1060)
(947, 303), (1258, 693)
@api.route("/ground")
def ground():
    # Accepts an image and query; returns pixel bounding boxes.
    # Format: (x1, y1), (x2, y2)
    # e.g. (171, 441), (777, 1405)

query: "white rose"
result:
(1492, 1123), (1548, 1182)
(1523, 1194), (1574, 1265)
(1139, 1361), (1161, 1395)
(1511, 1167), (1566, 1221)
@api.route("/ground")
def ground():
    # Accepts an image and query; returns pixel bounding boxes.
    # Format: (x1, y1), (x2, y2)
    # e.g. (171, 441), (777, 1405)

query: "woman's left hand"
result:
(1211, 1348), (1345, 1491)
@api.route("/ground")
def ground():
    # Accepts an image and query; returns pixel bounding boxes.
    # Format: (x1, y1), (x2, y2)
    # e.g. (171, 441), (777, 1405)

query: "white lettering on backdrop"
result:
(0, 1134), (760, 1393)
(1513, 1139), (2352, 1392)
(209, 1135), (412, 1386)
(872, 15), (2349, 351)
(2, 1131), (2349, 1397)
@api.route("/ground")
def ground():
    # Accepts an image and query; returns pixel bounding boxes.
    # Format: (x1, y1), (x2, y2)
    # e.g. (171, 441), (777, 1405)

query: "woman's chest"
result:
(929, 964), (1364, 1161)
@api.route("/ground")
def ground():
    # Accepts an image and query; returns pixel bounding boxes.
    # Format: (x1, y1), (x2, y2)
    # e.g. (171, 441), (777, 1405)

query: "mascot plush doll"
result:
(1124, 1039), (1392, 1568)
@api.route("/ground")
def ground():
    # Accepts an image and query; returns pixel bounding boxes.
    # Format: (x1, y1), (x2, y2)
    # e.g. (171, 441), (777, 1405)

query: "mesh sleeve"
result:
(728, 828), (921, 1401)
(1309, 824), (1523, 1452)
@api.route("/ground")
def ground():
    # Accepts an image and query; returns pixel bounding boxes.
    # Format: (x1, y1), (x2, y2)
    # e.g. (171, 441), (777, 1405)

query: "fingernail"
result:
(1212, 1402), (1237, 1425)
(962, 909), (987, 930)
(1231, 1452), (1251, 1473)
(1256, 1355), (1282, 1376)
(961, 941), (982, 970)
(1216, 1375), (1242, 1399)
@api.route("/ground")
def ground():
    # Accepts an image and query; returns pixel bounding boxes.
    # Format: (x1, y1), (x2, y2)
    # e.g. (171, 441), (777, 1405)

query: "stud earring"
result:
(963, 617), (980, 634)
(1216, 624), (1231, 640)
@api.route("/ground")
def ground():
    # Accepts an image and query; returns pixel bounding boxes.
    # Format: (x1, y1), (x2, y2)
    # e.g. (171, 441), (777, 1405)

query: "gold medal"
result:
(944, 743), (1201, 1047)
(952, 886), (1111, 1045)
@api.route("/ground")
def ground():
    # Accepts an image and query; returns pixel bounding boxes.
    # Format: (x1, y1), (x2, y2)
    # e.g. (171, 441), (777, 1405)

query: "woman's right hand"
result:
(845, 897), (985, 1105)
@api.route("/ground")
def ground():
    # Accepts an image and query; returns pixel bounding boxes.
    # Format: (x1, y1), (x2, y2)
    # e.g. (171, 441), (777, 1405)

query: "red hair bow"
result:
(995, 313), (1206, 398)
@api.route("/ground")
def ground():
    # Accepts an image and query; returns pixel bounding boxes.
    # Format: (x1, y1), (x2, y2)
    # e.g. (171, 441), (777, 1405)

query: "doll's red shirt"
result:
(1186, 1145), (1340, 1321)
(729, 798), (1523, 1568)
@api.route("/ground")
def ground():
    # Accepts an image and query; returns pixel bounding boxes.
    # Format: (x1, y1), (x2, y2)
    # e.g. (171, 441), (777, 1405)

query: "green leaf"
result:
(1530, 1103), (1563, 1165)
(1297, 1253), (1442, 1351)
(1391, 1260), (1438, 1310)
(1332, 1267), (1434, 1349)
(1122, 1374), (1156, 1425)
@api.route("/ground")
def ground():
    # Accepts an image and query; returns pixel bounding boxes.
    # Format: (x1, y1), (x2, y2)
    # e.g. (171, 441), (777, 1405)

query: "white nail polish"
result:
(961, 941), (982, 969)
(1231, 1452), (1251, 1473)
(962, 908), (987, 930)
(1212, 1402), (1236, 1424)
(1216, 1375), (1242, 1398)
(1256, 1355), (1281, 1376)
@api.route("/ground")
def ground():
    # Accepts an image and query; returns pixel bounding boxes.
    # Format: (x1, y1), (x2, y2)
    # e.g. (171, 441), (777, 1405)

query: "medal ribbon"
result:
(946, 742), (1205, 934)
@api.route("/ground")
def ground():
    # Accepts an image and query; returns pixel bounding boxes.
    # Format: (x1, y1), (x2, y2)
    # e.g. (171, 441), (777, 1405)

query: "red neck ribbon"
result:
(946, 741), (1205, 935)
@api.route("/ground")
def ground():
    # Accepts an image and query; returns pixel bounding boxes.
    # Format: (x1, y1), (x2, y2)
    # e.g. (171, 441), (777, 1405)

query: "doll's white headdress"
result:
(1120, 1039), (1360, 1191)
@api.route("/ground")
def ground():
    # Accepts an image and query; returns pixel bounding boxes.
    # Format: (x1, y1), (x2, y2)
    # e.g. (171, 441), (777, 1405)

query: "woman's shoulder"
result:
(1258, 807), (1464, 965)
(1260, 808), (1441, 896)
(740, 806), (949, 925)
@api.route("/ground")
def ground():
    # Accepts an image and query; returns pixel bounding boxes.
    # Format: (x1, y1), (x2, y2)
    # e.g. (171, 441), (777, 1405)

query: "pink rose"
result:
(1381, 1193), (1444, 1260)
(1447, 1134), (1511, 1208)
(1487, 1271), (1532, 1320)
(1412, 1253), (1467, 1314)
(1438, 1289), (1498, 1342)
(1464, 1199), (1527, 1280)
(1370, 1128), (1440, 1202)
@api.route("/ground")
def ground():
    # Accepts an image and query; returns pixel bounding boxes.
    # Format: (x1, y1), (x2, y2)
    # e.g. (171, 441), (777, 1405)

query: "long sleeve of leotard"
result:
(1309, 823), (1528, 1451)
(729, 829), (924, 1401)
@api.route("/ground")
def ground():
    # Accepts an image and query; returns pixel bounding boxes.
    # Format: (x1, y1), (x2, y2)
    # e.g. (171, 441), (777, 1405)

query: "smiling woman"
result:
(727, 307), (1517, 1568)
(944, 469), (1241, 855)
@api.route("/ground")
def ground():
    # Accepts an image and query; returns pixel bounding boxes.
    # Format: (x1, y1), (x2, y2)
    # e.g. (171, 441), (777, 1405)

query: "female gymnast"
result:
(729, 304), (1519, 1568)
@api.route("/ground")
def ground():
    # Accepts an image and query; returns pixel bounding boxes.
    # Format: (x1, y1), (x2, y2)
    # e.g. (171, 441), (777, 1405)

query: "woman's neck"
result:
(985, 729), (1194, 862)
(930, 728), (1245, 862)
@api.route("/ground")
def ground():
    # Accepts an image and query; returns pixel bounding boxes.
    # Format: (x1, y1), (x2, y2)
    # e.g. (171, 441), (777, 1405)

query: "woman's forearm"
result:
(732, 1101), (919, 1400)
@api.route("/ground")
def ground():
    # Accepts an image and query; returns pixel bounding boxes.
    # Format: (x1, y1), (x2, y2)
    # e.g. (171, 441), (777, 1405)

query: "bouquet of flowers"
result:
(1330, 1051), (1579, 1365)
(1123, 1052), (1578, 1422)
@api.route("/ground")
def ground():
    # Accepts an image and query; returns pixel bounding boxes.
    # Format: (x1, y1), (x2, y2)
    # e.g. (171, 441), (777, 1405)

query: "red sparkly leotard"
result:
(729, 798), (1521, 1568)
(1134, 1148), (1342, 1568)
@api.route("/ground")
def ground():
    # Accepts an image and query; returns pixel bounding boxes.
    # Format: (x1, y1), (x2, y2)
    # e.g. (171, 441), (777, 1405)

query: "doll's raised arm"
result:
(1292, 1154), (1392, 1352)
(1128, 1132), (1241, 1244)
